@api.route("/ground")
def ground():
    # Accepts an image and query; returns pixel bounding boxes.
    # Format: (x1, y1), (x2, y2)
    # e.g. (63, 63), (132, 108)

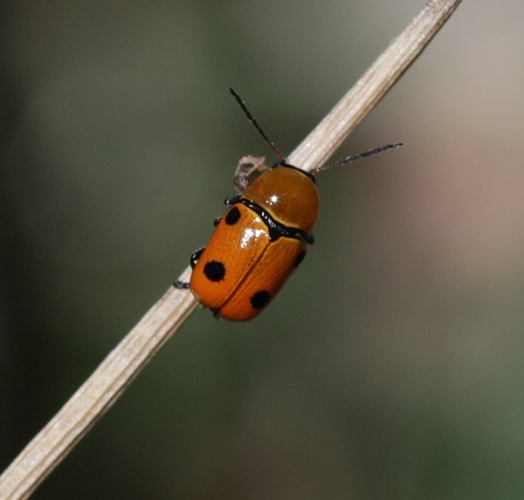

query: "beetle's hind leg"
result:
(173, 247), (205, 289)
(190, 247), (205, 268)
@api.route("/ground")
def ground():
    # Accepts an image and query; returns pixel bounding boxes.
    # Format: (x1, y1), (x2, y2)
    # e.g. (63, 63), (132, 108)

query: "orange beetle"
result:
(176, 88), (400, 321)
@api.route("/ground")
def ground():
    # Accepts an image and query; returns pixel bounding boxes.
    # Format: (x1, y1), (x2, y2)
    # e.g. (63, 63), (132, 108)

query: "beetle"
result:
(176, 88), (401, 321)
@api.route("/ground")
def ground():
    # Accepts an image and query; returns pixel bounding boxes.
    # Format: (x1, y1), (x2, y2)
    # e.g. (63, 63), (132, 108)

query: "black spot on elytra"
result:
(250, 290), (271, 309)
(203, 261), (226, 282)
(294, 249), (306, 268)
(225, 207), (240, 226)
(225, 206), (241, 225)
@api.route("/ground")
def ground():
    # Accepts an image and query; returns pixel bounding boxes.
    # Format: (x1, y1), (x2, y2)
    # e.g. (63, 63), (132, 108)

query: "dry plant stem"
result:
(291, 0), (461, 171)
(0, 0), (461, 498)
(0, 266), (198, 500)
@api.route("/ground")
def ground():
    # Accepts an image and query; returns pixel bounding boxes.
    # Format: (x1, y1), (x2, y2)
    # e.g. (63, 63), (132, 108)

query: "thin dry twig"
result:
(0, 1), (462, 498)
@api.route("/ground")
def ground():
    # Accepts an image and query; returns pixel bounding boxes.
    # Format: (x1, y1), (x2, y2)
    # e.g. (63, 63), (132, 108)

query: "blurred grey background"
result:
(2, 1), (524, 498)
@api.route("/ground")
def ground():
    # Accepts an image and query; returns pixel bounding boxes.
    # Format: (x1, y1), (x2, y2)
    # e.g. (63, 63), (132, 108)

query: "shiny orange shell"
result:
(190, 165), (320, 321)
(242, 166), (319, 234)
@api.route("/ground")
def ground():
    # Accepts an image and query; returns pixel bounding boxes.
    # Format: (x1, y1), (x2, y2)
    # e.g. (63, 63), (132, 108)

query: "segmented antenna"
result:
(310, 142), (403, 175)
(229, 87), (402, 175)
(229, 87), (287, 164)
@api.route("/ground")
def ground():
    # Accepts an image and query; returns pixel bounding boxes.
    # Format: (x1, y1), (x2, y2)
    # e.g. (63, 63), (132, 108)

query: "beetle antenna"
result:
(229, 87), (287, 164)
(310, 142), (403, 176)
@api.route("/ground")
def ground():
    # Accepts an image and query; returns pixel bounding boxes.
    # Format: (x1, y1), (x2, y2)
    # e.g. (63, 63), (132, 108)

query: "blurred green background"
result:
(2, 1), (524, 498)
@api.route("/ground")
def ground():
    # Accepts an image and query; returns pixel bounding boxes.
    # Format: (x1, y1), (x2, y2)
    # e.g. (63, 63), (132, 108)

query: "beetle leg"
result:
(173, 246), (205, 289)
(190, 247), (205, 268)
(213, 216), (222, 227)
(224, 194), (241, 206)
